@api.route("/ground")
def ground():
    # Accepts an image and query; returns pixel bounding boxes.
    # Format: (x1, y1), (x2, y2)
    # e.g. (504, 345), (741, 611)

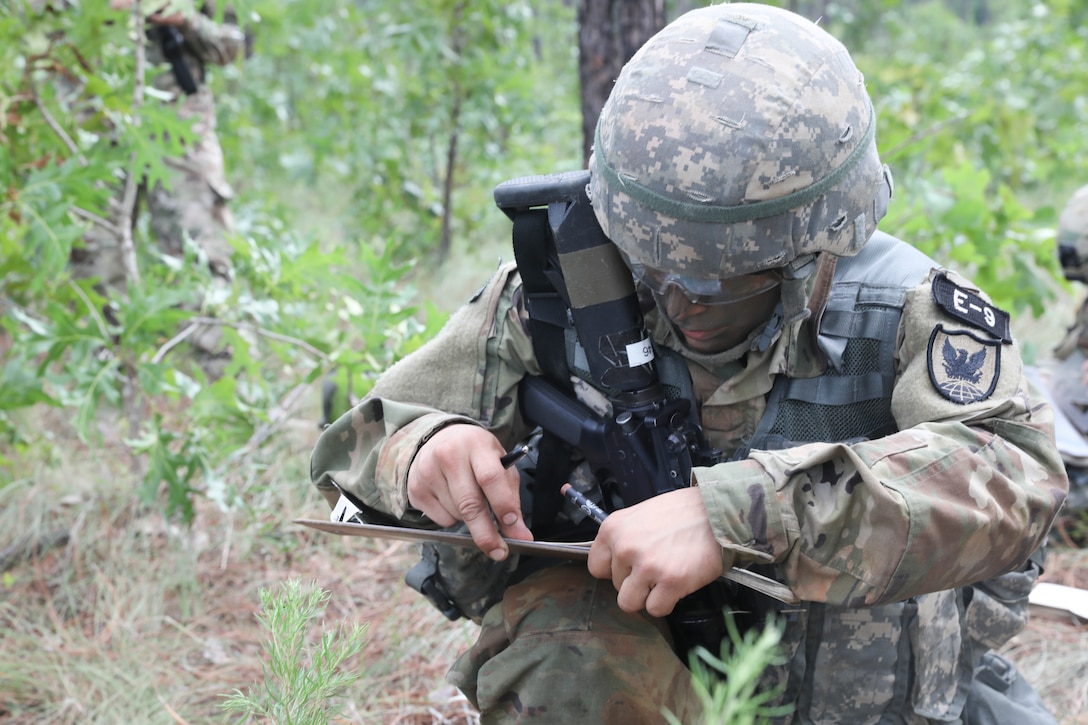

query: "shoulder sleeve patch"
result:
(927, 325), (1001, 404)
(931, 272), (1011, 343)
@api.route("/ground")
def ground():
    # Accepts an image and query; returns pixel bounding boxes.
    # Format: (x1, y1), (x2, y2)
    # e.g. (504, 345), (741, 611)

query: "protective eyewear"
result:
(629, 260), (783, 306)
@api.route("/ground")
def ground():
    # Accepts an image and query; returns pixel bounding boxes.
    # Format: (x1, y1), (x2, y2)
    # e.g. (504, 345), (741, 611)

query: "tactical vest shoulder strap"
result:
(834, 230), (939, 286)
(509, 210), (574, 530)
(746, 233), (938, 453)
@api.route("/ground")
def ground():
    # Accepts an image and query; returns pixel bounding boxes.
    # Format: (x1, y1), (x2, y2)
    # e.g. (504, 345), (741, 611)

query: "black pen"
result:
(499, 444), (530, 469)
(560, 483), (608, 525)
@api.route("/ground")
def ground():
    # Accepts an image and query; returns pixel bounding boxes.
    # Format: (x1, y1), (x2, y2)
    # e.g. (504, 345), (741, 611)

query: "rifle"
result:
(155, 24), (199, 95)
(494, 170), (745, 660)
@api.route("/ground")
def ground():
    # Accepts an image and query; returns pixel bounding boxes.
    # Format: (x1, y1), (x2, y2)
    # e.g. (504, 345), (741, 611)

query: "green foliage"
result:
(664, 615), (792, 725)
(853, 2), (1088, 319)
(0, 0), (583, 521)
(1, 1), (468, 519)
(867, 2), (1088, 188)
(221, 578), (370, 724)
(218, 0), (579, 260)
(885, 160), (1059, 318)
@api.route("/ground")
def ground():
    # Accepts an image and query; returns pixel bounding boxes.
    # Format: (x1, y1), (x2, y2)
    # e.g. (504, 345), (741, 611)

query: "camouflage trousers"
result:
(70, 177), (233, 286)
(145, 160), (235, 280)
(446, 564), (703, 725)
(69, 166), (234, 378)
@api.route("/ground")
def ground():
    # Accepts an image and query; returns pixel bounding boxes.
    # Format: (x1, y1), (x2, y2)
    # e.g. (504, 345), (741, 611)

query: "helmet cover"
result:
(589, 3), (893, 279)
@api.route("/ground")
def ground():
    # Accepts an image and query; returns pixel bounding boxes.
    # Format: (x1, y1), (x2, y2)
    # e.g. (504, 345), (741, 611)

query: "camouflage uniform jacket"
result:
(310, 233), (1067, 721)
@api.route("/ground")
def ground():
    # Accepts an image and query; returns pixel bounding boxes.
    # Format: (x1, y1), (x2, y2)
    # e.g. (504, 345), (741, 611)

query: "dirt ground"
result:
(4, 507), (1087, 725)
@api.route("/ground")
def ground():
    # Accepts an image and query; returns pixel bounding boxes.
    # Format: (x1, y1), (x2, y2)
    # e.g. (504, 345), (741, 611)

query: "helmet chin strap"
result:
(756, 253), (818, 353)
(779, 253), (818, 322)
(751, 303), (786, 353)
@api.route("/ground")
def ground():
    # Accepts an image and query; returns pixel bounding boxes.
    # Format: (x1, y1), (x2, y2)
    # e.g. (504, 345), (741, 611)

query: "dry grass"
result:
(0, 398), (478, 724)
(2, 398), (1087, 724)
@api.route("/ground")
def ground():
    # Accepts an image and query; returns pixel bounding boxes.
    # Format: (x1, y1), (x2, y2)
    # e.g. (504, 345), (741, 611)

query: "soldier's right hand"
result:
(407, 424), (533, 561)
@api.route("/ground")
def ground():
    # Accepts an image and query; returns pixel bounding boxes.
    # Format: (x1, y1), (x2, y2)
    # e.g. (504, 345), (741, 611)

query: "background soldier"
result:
(65, 2), (247, 376)
(138, 1), (245, 281)
(1032, 184), (1088, 518)
(71, 1), (246, 287)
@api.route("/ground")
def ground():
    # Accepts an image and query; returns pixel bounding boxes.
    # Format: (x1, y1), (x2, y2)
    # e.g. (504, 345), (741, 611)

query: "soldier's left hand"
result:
(586, 487), (725, 617)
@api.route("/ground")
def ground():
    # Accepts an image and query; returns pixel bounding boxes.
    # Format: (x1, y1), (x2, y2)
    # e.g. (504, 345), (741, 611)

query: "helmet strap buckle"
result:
(752, 304), (786, 353)
(783, 253), (818, 282)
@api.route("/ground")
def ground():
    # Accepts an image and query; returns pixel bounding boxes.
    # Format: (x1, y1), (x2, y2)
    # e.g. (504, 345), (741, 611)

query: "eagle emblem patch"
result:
(927, 325), (1001, 404)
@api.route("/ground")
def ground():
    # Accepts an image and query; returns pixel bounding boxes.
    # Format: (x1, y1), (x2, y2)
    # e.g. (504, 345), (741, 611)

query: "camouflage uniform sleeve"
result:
(310, 263), (540, 522)
(697, 269), (1068, 607)
(180, 9), (246, 67)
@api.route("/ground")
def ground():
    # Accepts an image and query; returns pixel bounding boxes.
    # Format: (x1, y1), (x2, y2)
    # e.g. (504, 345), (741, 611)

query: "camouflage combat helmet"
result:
(1058, 184), (1088, 283)
(588, 3), (894, 282)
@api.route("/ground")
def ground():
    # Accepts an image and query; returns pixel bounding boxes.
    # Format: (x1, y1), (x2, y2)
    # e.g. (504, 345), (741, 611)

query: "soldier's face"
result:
(656, 277), (782, 354)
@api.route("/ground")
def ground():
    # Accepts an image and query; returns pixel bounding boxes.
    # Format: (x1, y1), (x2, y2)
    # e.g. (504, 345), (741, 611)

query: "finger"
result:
(587, 525), (615, 580)
(643, 578), (682, 618)
(448, 476), (509, 561)
(471, 453), (532, 541)
(408, 481), (458, 527)
(610, 553), (633, 596)
(616, 574), (652, 614)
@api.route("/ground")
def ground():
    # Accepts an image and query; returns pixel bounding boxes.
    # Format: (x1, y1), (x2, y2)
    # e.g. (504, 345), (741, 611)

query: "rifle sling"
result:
(156, 25), (199, 95)
(512, 209), (575, 530)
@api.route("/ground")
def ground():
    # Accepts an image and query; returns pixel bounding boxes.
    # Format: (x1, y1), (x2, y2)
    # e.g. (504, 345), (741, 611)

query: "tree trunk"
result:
(438, 1), (467, 263)
(577, 0), (665, 167)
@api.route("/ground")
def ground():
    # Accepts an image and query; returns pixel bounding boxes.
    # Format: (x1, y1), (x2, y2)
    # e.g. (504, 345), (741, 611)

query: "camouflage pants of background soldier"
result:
(144, 142), (235, 378)
(70, 166), (233, 286)
(70, 99), (235, 378)
(144, 85), (235, 281)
